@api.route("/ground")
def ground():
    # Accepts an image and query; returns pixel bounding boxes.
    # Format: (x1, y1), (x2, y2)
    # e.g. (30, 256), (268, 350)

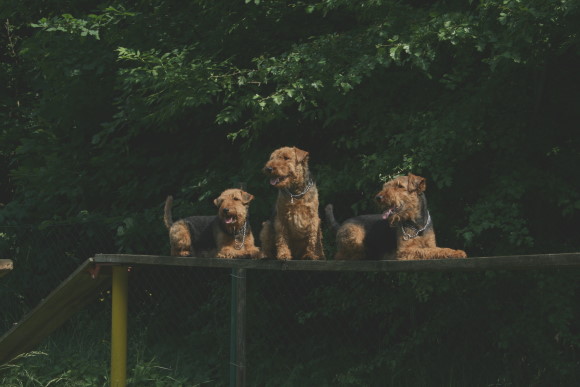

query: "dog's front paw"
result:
(301, 252), (323, 260)
(436, 248), (467, 259)
(217, 247), (236, 259)
(216, 253), (233, 259)
(276, 253), (292, 261)
(247, 247), (262, 260)
(450, 249), (467, 258)
(275, 245), (292, 260)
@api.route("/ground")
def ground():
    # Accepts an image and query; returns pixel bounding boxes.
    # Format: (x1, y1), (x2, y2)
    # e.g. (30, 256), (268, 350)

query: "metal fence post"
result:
(111, 266), (128, 387)
(230, 268), (246, 387)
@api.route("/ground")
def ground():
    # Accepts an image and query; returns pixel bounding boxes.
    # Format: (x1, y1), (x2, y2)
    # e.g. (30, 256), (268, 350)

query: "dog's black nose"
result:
(266, 166), (273, 172)
(375, 195), (383, 202)
(223, 208), (230, 213)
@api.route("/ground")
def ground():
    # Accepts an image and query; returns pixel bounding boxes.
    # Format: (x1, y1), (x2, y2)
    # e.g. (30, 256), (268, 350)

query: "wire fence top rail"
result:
(92, 252), (580, 272)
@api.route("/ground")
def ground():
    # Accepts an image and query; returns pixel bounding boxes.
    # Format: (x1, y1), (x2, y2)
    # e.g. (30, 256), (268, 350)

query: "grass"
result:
(0, 307), (221, 387)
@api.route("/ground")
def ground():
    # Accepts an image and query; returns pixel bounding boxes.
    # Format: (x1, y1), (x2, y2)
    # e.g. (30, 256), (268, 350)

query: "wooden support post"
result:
(230, 268), (246, 387)
(111, 266), (128, 387)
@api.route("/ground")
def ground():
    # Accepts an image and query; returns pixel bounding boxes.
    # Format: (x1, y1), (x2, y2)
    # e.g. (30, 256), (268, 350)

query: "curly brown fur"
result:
(259, 146), (325, 260)
(164, 189), (260, 259)
(325, 204), (397, 260)
(374, 174), (467, 260)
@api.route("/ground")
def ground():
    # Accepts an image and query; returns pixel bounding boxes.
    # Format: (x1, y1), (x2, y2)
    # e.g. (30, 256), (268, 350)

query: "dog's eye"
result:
(283, 156), (290, 160)
(397, 183), (404, 189)
(234, 197), (240, 201)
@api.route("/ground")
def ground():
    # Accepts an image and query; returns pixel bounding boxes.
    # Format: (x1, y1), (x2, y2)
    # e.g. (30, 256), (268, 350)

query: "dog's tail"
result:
(164, 196), (174, 229)
(324, 204), (341, 235)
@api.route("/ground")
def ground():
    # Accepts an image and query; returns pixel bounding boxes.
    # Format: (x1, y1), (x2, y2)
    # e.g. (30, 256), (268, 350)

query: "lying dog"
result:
(327, 174), (467, 260)
(164, 189), (260, 259)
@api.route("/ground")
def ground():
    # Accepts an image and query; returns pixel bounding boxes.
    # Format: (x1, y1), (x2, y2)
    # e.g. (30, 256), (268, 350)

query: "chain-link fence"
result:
(0, 219), (167, 322)
(0, 222), (400, 385)
(0, 227), (383, 385)
(2, 223), (580, 386)
(120, 265), (232, 384)
(0, 223), (113, 324)
(0, 223), (234, 385)
(115, 265), (398, 386)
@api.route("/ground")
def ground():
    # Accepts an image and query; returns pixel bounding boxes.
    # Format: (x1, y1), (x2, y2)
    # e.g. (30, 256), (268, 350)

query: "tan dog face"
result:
(213, 188), (254, 229)
(263, 146), (309, 189)
(374, 174), (426, 225)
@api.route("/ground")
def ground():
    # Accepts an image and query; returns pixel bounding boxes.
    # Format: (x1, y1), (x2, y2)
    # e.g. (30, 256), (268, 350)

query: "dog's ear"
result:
(408, 174), (426, 193)
(241, 191), (254, 205)
(294, 147), (309, 164)
(213, 196), (224, 207)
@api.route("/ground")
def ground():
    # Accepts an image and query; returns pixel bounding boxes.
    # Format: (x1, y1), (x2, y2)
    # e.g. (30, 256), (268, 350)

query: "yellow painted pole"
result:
(111, 266), (128, 387)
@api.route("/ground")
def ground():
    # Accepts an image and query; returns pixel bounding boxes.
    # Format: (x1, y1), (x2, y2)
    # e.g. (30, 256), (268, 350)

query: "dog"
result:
(259, 146), (325, 260)
(327, 174), (467, 260)
(164, 189), (260, 259)
(325, 203), (397, 260)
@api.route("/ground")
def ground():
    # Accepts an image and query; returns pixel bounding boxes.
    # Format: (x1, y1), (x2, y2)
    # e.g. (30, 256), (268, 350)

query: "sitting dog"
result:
(327, 174), (467, 260)
(259, 146), (325, 260)
(164, 189), (260, 259)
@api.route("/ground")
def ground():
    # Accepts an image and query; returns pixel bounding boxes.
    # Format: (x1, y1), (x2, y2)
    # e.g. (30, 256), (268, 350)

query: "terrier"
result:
(259, 146), (325, 260)
(164, 189), (260, 259)
(327, 174), (467, 260)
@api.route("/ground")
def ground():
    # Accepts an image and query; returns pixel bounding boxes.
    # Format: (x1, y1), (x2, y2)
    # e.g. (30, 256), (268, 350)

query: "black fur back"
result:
(342, 214), (397, 260)
(183, 215), (218, 251)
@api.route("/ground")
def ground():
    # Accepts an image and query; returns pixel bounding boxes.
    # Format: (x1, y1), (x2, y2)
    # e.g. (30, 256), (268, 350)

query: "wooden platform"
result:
(0, 259), (13, 278)
(94, 252), (580, 272)
(0, 252), (579, 365)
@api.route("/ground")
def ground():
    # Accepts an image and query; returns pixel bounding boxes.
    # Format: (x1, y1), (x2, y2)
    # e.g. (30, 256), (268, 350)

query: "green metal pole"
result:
(229, 268), (238, 387)
(111, 266), (128, 387)
(230, 268), (246, 387)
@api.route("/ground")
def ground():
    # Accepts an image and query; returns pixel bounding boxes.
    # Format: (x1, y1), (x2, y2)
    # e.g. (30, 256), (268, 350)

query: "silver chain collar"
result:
(400, 211), (431, 241)
(233, 221), (247, 250)
(284, 179), (314, 204)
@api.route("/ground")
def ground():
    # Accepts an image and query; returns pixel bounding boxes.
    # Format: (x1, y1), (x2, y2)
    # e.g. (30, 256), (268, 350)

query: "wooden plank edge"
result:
(93, 252), (580, 272)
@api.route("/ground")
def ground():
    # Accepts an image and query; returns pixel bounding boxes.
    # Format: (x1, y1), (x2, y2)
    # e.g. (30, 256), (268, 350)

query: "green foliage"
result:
(30, 6), (134, 40)
(3, 0), (580, 253)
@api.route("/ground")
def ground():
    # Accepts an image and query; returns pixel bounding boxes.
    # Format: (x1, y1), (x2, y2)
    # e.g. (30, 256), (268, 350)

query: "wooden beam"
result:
(0, 259), (111, 365)
(0, 259), (13, 278)
(93, 253), (580, 272)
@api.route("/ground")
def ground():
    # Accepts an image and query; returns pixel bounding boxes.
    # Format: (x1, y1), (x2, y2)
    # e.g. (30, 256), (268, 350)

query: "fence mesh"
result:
(126, 265), (231, 383)
(1, 223), (580, 386)
(0, 223), (234, 385)
(245, 270), (391, 386)
(0, 222), (397, 385)
(0, 223), (112, 322)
